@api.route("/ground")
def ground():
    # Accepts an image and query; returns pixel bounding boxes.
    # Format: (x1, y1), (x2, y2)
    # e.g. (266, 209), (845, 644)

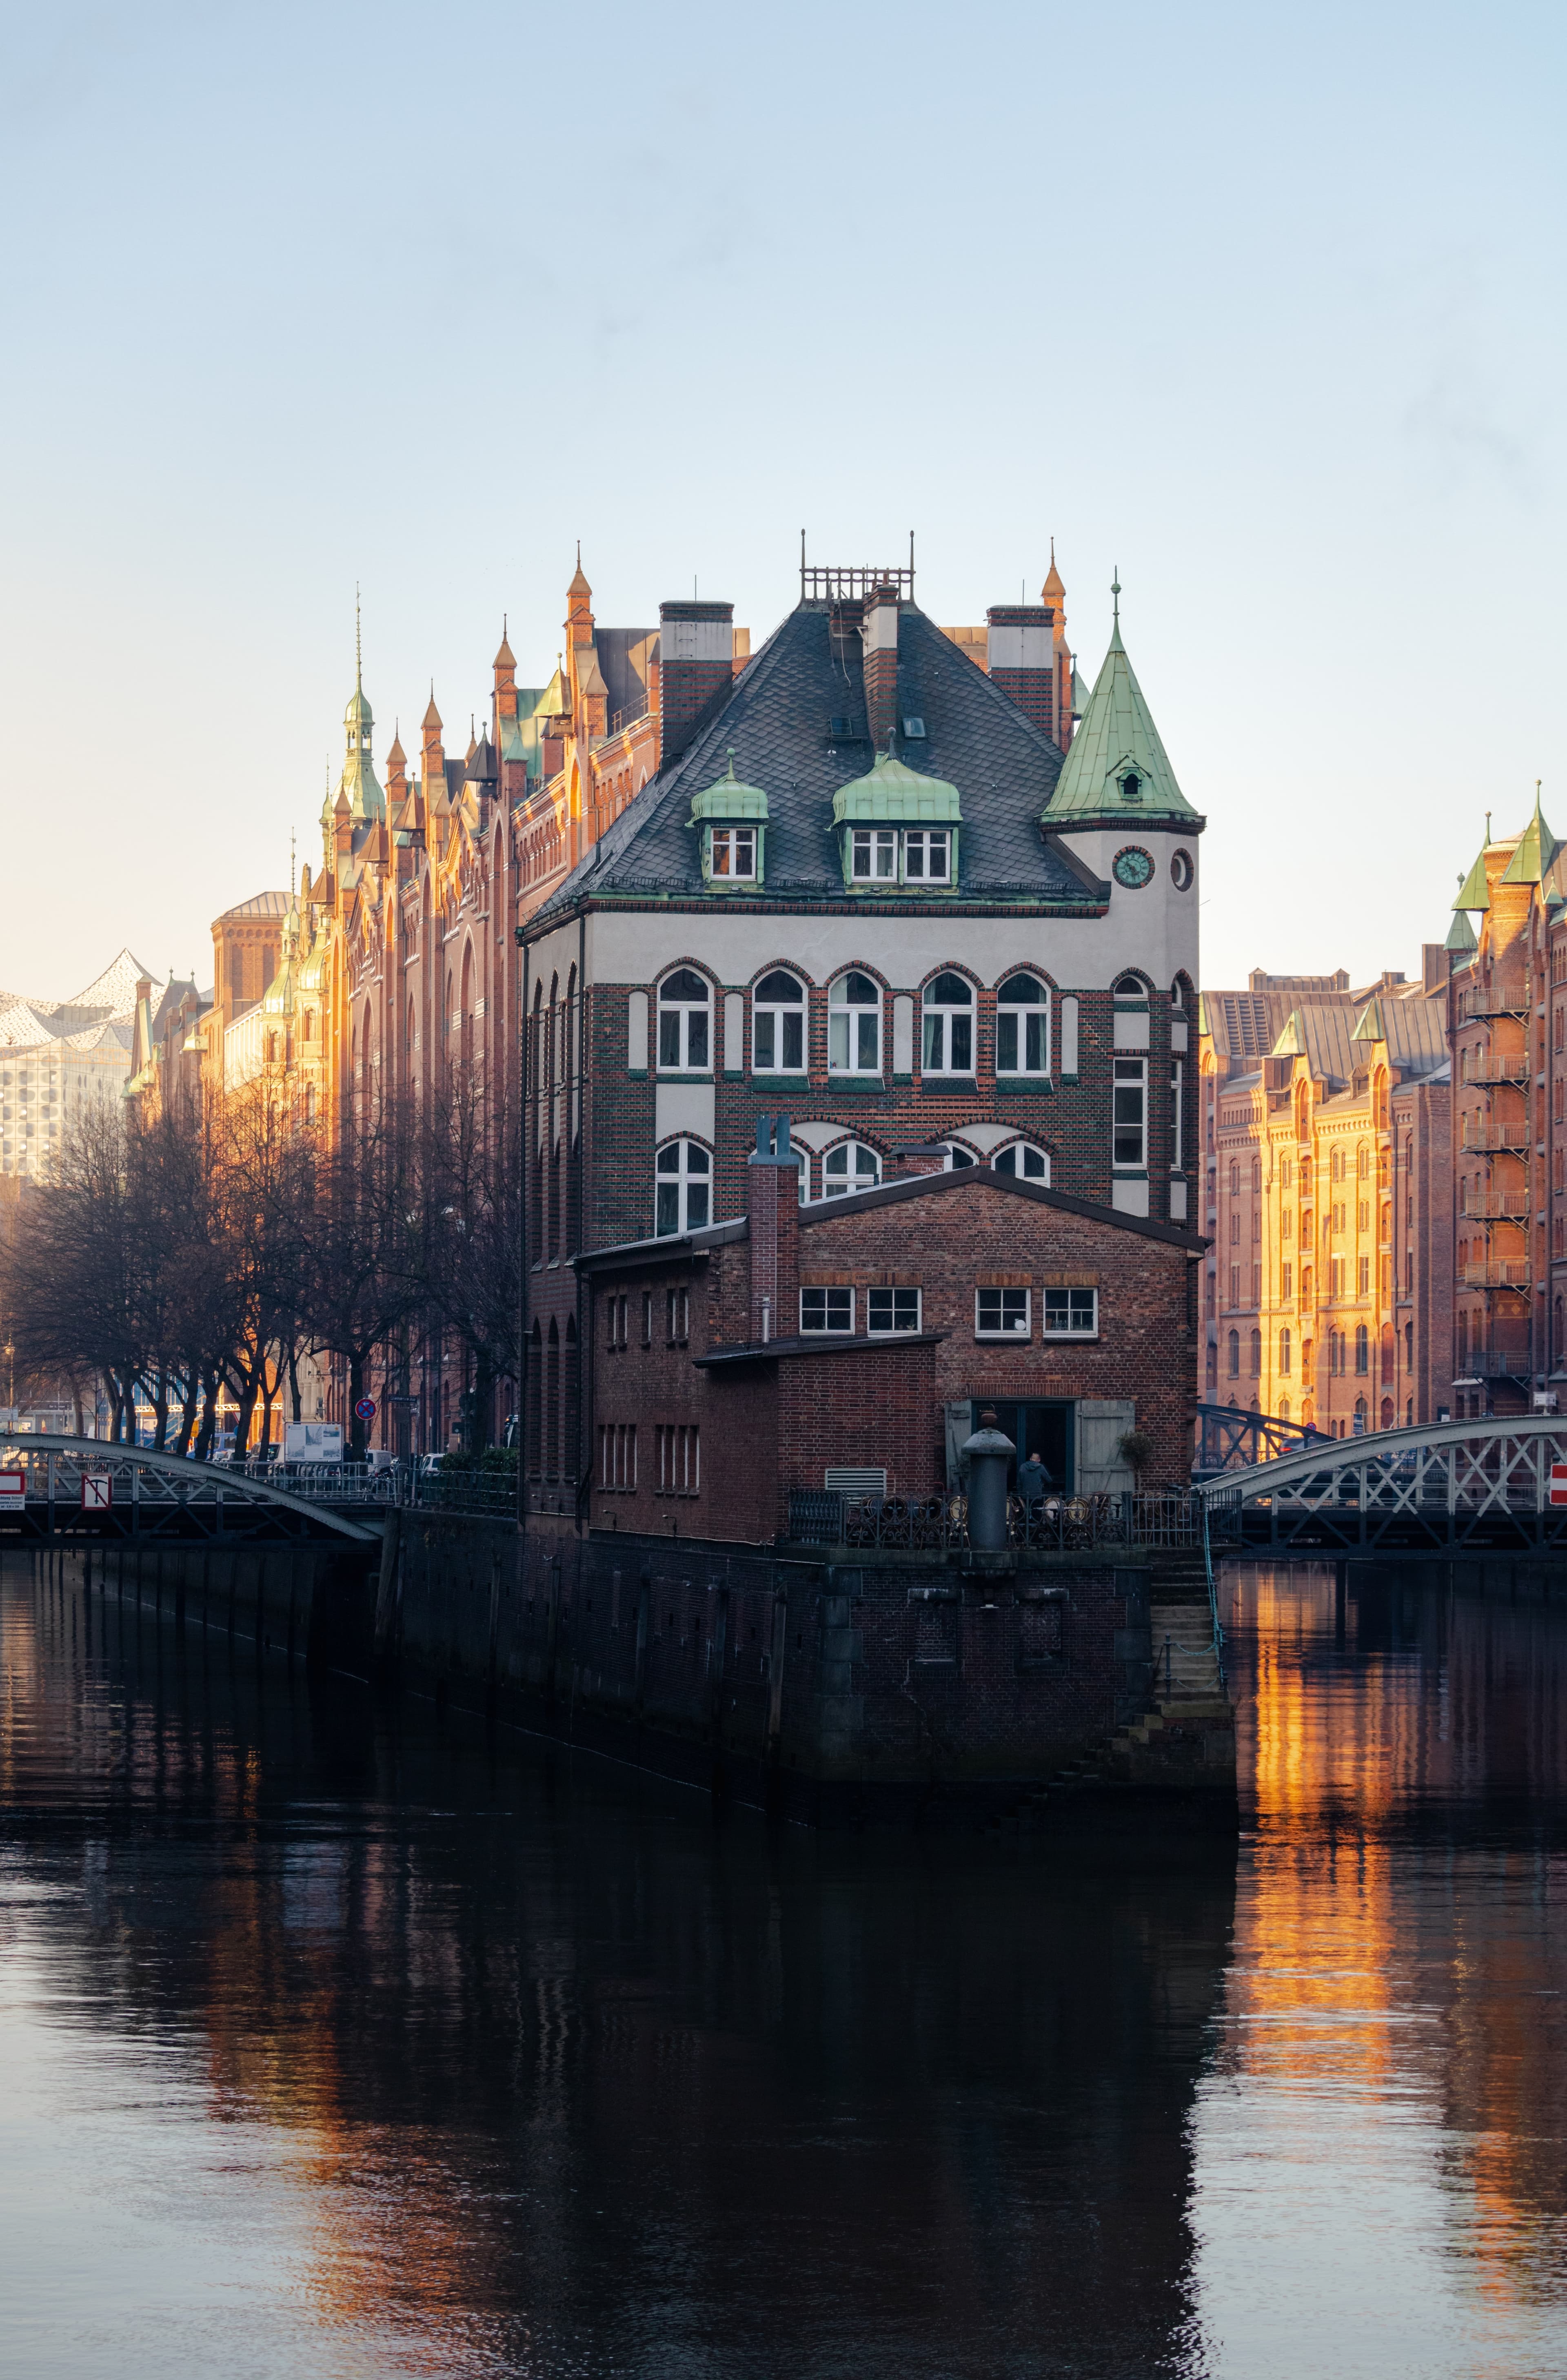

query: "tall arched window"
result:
(545, 1321), (560, 1480)
(993, 1141), (1050, 1181)
(995, 974), (1050, 1075)
(657, 969), (710, 1072)
(828, 972), (881, 1075)
(460, 944), (474, 1072)
(564, 1318), (580, 1480)
(655, 1139), (710, 1234)
(526, 1324), (542, 1477)
(548, 1135), (562, 1263)
(922, 972), (974, 1074)
(752, 970), (807, 1074)
(531, 983), (544, 1095)
(822, 1140), (881, 1198)
(1229, 1159), (1239, 1195)
(1227, 1329), (1240, 1378)
(1279, 1326), (1292, 1376)
(1355, 1322), (1369, 1374)
(406, 996), (416, 1087)
(1249, 1327), (1262, 1376)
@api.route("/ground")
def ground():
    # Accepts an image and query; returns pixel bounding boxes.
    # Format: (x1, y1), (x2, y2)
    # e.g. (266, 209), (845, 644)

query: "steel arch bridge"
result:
(1193, 1402), (1313, 1479)
(0, 1435), (379, 1546)
(1197, 1417), (1567, 1560)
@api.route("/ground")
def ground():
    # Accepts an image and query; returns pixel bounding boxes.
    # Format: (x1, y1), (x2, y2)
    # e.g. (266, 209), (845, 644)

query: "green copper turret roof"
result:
(1500, 788), (1559, 885)
(1272, 1010), (1306, 1059)
(832, 748), (962, 825)
(1045, 589), (1196, 827)
(1445, 906), (1478, 955)
(1454, 843), (1491, 911)
(688, 753), (770, 823)
(1351, 993), (1386, 1043)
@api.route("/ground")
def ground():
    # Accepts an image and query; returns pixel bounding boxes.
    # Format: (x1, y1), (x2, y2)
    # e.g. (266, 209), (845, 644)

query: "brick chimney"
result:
(862, 581), (901, 752)
(659, 600), (734, 765)
(748, 1115), (801, 1345)
(986, 606), (1056, 739)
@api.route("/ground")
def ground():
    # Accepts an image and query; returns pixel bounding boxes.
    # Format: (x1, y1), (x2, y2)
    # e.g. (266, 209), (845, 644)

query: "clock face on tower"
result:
(1112, 845), (1154, 889)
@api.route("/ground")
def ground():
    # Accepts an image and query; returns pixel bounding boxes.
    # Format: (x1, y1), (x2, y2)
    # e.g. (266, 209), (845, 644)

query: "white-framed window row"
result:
(656, 968), (712, 1072)
(655, 1138), (711, 1235)
(975, 1287), (1031, 1339)
(655, 1422), (701, 1495)
(800, 1286), (855, 1333)
(598, 1422), (637, 1491)
(921, 972), (976, 1076)
(751, 968), (807, 1074)
(848, 827), (953, 886)
(828, 972), (882, 1075)
(995, 973), (1051, 1076)
(819, 1138), (881, 1199)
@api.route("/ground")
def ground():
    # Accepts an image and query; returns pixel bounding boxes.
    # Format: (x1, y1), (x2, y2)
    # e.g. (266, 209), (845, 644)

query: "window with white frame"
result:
(655, 1139), (710, 1235)
(1042, 1286), (1098, 1337)
(939, 1140), (978, 1169)
(850, 828), (896, 881)
(993, 1140), (1050, 1181)
(822, 1139), (881, 1197)
(709, 826), (755, 879)
(975, 1286), (1031, 1338)
(1170, 1058), (1184, 1171)
(828, 972), (881, 1073)
(1113, 1057), (1147, 1167)
(752, 969), (806, 1074)
(995, 974), (1050, 1074)
(801, 1286), (854, 1333)
(657, 969), (711, 1071)
(867, 1287), (921, 1333)
(922, 972), (975, 1074)
(903, 828), (950, 883)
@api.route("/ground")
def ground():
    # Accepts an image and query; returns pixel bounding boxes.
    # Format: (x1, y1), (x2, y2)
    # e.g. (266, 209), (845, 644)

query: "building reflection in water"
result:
(1194, 1562), (1567, 2378)
(0, 1557), (1232, 2378)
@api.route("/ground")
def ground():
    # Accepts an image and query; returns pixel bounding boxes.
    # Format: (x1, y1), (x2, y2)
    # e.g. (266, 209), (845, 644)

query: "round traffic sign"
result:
(355, 1397), (377, 1421)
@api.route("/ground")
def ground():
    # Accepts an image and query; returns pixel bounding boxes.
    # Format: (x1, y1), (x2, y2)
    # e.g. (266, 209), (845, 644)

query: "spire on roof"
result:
(1041, 537), (1065, 602)
(1501, 782), (1559, 885)
(422, 685), (442, 732)
(494, 617), (516, 670)
(1445, 906), (1478, 956)
(1045, 581), (1197, 826)
(1351, 992), (1386, 1043)
(1271, 1011), (1306, 1059)
(568, 541), (591, 600)
(1454, 840), (1492, 911)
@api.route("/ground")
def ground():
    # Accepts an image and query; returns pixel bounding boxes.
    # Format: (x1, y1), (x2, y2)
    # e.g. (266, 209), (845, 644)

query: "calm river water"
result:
(2, 1555), (1565, 2379)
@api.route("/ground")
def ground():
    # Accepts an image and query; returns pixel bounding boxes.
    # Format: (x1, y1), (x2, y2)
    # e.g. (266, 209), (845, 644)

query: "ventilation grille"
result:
(824, 1466), (887, 1497)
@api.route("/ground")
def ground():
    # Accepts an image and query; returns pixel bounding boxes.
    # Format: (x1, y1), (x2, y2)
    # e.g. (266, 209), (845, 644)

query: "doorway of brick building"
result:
(972, 1399), (1074, 1495)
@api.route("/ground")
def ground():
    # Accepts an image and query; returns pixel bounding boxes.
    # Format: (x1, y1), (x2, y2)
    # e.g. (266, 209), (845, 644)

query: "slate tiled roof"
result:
(535, 602), (1103, 922)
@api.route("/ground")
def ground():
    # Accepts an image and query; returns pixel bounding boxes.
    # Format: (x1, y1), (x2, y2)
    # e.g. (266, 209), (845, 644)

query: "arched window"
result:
(1279, 1396), (1291, 1422)
(1380, 1397), (1394, 1431)
(1251, 1156), (1261, 1193)
(1205, 1344), (1218, 1391)
(822, 1140), (881, 1198)
(1357, 1142), (1369, 1180)
(1249, 1327), (1262, 1376)
(531, 983), (544, 1095)
(1229, 1159), (1239, 1195)
(752, 970), (807, 1074)
(995, 974), (1050, 1075)
(545, 1322), (560, 1480)
(939, 1140), (978, 1169)
(304, 1084), (315, 1124)
(655, 1139), (710, 1234)
(828, 972), (881, 1075)
(922, 972), (975, 1074)
(1330, 1146), (1343, 1183)
(657, 969), (711, 1071)
(1226, 1329), (1240, 1378)
(460, 944), (474, 1072)
(526, 1325), (542, 1477)
(1355, 1323), (1369, 1374)
(993, 1141), (1050, 1182)
(1354, 1395), (1368, 1430)
(406, 997), (416, 1085)
(1279, 1326), (1292, 1376)
(1113, 973), (1145, 998)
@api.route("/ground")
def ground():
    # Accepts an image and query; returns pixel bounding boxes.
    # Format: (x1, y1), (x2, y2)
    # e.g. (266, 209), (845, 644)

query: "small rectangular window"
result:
(903, 829), (950, 882)
(801, 1286), (854, 1333)
(641, 1291), (653, 1346)
(1042, 1286), (1096, 1337)
(709, 826), (755, 879)
(850, 828), (897, 881)
(1281, 1262), (1293, 1300)
(866, 1287), (921, 1333)
(656, 1423), (701, 1494)
(1358, 1255), (1370, 1295)
(666, 1285), (690, 1345)
(1113, 1057), (1147, 1168)
(976, 1287), (1030, 1338)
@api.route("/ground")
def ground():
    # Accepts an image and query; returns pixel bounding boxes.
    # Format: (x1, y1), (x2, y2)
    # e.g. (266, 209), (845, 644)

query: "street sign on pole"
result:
(0, 1470), (24, 1508)
(354, 1397), (376, 1422)
(80, 1473), (112, 1511)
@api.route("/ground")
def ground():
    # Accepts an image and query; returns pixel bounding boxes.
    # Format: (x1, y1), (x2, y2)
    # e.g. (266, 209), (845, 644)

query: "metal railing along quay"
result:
(787, 1487), (1199, 1552)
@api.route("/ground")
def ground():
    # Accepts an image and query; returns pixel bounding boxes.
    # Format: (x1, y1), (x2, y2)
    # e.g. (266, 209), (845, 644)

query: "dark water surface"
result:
(2, 1556), (1565, 2378)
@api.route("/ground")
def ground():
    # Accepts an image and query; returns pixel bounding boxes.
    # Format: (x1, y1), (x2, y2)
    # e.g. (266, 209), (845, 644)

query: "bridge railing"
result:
(1193, 1403), (1313, 1478)
(1196, 1415), (1567, 1554)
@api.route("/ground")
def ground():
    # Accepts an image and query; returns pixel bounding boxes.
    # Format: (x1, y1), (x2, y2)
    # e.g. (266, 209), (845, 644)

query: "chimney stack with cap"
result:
(986, 602), (1057, 740)
(659, 600), (735, 765)
(862, 581), (901, 752)
(748, 1116), (801, 1345)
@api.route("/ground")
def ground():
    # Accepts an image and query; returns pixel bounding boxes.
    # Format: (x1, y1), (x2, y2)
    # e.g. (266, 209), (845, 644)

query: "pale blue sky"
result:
(2, 0), (1561, 997)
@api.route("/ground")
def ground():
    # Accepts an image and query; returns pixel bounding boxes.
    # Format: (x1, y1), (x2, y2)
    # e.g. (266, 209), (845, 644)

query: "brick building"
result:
(522, 558), (1203, 1495)
(1198, 961), (1452, 1435)
(576, 1134), (1203, 1543)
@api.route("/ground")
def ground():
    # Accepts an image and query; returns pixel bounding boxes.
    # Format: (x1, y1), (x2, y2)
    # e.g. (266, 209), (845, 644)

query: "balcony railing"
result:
(1466, 1056), (1530, 1085)
(1462, 1196), (1529, 1220)
(1464, 1126), (1530, 1152)
(1458, 992), (1528, 1020)
(786, 1488), (1199, 1551)
(1462, 1260), (1532, 1288)
(1458, 1349), (1533, 1379)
